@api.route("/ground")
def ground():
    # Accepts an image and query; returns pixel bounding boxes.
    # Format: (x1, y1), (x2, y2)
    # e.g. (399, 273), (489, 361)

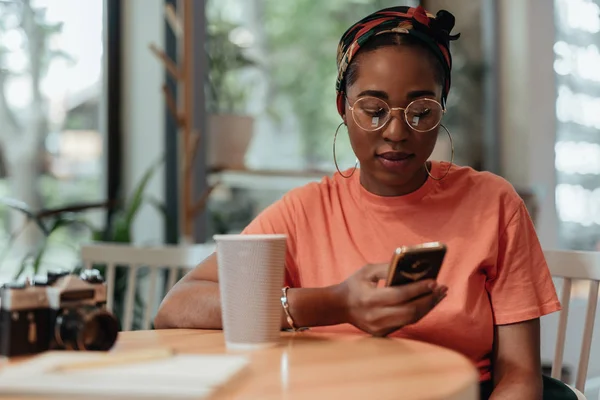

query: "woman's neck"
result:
(359, 163), (430, 197)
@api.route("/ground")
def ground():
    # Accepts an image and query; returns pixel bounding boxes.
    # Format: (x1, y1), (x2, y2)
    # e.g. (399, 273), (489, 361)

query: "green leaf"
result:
(31, 241), (47, 275)
(13, 252), (34, 281)
(91, 229), (104, 242)
(111, 214), (131, 243)
(16, 216), (83, 276)
(146, 196), (167, 219)
(46, 214), (96, 235)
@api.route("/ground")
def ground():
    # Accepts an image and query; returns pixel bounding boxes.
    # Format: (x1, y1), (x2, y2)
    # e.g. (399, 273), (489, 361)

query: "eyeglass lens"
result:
(352, 97), (443, 132)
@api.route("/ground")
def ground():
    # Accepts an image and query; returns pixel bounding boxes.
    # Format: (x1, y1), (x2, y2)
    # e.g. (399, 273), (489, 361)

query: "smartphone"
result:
(385, 242), (447, 287)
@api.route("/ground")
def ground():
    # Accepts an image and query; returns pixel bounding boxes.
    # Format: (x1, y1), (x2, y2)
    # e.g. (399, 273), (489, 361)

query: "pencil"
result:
(51, 347), (175, 373)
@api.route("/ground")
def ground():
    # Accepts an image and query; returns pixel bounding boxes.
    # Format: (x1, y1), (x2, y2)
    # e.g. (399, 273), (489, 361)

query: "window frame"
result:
(105, 0), (123, 236)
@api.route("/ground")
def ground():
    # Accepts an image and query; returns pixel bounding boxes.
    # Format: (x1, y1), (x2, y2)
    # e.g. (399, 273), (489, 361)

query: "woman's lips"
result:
(376, 152), (415, 171)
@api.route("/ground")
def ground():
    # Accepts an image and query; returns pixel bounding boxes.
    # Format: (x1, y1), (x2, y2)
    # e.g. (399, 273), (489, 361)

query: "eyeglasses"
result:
(347, 96), (445, 133)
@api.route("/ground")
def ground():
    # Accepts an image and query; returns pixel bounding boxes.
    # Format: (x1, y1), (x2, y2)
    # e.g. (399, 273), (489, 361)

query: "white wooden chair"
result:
(544, 249), (600, 399)
(80, 242), (215, 331)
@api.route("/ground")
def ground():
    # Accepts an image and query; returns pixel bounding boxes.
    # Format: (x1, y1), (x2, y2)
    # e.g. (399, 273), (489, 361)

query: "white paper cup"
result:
(214, 234), (287, 350)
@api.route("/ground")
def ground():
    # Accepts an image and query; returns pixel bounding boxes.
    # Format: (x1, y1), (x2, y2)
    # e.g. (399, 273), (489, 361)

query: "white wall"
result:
(498, 0), (558, 250)
(121, 0), (165, 245)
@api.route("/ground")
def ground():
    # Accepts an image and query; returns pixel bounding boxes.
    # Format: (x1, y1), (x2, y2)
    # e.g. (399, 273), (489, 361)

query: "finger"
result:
(405, 290), (447, 323)
(370, 279), (441, 306)
(436, 285), (448, 297)
(362, 263), (390, 283)
(371, 291), (444, 329)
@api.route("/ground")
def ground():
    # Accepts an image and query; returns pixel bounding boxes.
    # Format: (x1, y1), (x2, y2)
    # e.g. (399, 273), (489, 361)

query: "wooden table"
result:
(109, 329), (479, 400)
(0, 329), (478, 399)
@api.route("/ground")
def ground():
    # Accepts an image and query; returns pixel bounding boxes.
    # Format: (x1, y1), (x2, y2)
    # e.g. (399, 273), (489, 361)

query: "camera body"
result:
(0, 269), (119, 357)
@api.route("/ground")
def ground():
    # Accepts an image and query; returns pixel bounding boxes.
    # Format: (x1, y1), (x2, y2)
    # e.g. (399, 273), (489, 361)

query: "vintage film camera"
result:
(0, 269), (119, 357)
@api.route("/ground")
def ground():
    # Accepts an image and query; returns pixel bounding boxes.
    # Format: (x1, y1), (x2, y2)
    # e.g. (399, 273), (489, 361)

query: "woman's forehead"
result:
(347, 46), (442, 102)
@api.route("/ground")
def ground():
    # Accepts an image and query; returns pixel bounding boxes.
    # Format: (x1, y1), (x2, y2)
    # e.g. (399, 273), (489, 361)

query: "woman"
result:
(155, 6), (568, 399)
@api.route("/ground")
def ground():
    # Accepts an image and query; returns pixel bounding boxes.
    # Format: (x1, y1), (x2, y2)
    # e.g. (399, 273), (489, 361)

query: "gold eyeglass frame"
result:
(347, 96), (446, 133)
(338, 96), (453, 181)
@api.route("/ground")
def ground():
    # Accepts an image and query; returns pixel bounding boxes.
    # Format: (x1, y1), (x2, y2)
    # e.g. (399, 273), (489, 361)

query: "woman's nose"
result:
(382, 114), (410, 142)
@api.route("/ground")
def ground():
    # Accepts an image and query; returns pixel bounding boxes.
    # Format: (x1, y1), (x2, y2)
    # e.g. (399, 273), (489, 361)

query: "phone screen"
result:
(385, 243), (447, 286)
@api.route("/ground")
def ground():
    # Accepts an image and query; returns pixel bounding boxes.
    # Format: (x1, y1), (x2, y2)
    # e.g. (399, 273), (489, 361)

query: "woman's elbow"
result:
(153, 296), (175, 329)
(154, 282), (186, 329)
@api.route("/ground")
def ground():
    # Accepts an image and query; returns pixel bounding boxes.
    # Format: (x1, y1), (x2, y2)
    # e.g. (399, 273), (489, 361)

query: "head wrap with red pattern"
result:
(335, 5), (460, 116)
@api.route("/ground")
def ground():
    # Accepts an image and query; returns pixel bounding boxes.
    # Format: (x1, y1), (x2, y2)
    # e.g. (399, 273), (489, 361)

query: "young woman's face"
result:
(344, 45), (443, 196)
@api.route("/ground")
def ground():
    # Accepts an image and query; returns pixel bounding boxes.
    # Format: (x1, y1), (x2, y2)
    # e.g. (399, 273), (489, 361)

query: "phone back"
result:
(386, 244), (447, 286)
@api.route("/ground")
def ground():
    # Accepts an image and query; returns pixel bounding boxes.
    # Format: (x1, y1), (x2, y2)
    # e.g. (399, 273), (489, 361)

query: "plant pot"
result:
(208, 114), (254, 170)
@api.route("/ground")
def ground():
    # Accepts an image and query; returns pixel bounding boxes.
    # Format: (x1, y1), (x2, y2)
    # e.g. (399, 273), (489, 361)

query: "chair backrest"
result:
(544, 249), (600, 393)
(80, 242), (215, 331)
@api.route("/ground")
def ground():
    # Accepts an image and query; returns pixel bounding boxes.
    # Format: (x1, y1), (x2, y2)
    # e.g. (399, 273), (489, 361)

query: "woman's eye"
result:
(363, 108), (386, 117)
(413, 108), (431, 117)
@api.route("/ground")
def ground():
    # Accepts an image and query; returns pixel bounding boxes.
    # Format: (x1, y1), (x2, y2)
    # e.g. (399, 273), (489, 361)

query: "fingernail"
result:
(433, 286), (446, 296)
(440, 286), (448, 295)
(436, 293), (447, 304)
(428, 282), (437, 290)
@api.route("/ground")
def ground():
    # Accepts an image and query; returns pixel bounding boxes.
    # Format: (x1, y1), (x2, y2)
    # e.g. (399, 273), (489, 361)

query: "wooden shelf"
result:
(208, 167), (331, 192)
(208, 166), (331, 178)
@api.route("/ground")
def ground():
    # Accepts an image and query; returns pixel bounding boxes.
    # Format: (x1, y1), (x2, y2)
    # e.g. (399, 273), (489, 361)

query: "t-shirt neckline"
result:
(351, 161), (443, 209)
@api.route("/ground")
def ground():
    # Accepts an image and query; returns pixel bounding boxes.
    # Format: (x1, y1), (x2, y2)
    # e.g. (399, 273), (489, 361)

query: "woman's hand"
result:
(337, 263), (447, 337)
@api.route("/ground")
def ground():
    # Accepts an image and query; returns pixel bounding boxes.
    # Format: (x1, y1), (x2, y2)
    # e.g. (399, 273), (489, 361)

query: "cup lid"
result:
(213, 234), (287, 241)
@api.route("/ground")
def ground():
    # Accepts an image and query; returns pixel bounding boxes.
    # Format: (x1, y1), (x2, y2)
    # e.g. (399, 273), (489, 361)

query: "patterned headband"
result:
(335, 5), (460, 116)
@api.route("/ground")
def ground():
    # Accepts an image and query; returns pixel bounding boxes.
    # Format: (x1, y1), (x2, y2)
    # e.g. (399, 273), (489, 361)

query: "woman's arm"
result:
(154, 254), (446, 336)
(153, 253), (347, 329)
(490, 318), (543, 400)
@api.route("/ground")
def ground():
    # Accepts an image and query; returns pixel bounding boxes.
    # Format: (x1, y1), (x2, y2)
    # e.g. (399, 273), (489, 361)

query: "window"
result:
(553, 0), (600, 251)
(205, 0), (421, 174)
(0, 0), (107, 278)
(204, 1), (417, 236)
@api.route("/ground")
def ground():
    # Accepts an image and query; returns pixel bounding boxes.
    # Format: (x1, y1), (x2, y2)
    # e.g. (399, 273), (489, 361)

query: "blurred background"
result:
(0, 0), (597, 274)
(0, 0), (599, 396)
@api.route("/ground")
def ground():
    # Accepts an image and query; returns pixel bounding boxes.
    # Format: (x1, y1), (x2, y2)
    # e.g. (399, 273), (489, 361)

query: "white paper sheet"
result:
(0, 351), (250, 399)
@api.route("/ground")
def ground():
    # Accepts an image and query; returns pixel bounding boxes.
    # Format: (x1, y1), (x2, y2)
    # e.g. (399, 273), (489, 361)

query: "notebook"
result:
(0, 351), (250, 399)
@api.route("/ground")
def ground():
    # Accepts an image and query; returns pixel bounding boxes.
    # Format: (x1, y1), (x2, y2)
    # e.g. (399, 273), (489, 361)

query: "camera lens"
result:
(55, 307), (119, 351)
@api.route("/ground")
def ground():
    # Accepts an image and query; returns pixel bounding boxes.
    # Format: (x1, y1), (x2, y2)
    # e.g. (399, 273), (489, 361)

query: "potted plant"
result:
(206, 18), (257, 171)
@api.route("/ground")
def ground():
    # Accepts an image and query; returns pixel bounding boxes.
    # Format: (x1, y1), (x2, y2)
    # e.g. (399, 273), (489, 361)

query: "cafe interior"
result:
(0, 0), (598, 398)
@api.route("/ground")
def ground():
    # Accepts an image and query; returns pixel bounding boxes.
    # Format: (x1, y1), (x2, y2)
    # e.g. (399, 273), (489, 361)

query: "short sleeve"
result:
(486, 201), (562, 325)
(241, 193), (300, 288)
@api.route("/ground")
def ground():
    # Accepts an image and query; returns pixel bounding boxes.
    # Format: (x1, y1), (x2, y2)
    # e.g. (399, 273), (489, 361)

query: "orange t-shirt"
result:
(242, 161), (561, 381)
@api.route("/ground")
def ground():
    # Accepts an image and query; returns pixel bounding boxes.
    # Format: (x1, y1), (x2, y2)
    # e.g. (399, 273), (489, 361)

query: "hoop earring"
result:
(425, 124), (454, 181)
(333, 122), (358, 179)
